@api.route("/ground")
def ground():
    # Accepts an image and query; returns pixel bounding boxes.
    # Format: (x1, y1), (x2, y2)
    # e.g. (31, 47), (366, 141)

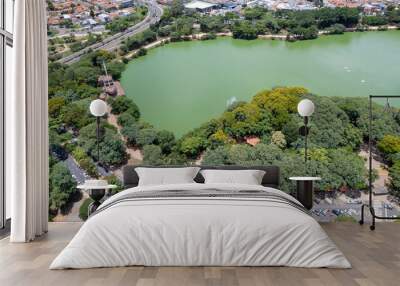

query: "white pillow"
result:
(200, 169), (266, 185)
(135, 167), (200, 186)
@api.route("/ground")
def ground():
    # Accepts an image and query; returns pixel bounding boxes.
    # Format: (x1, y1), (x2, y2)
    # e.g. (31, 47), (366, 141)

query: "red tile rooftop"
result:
(327, 0), (365, 7)
(75, 5), (89, 13)
(245, 136), (261, 146)
(48, 17), (61, 25)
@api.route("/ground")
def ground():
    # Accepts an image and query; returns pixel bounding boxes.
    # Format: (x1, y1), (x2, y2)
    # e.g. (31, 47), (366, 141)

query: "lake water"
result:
(120, 31), (400, 137)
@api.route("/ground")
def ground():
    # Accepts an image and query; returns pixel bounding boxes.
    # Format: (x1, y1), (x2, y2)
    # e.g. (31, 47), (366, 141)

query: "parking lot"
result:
(311, 199), (400, 222)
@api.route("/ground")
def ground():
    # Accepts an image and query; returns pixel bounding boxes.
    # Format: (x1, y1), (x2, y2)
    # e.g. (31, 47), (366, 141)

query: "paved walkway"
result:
(359, 146), (389, 199)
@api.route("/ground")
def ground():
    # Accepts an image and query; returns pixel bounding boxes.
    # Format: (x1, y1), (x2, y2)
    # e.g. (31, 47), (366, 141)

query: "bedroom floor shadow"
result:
(0, 222), (399, 286)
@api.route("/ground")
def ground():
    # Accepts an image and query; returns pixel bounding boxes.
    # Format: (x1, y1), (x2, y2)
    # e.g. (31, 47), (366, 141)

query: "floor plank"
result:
(0, 222), (399, 286)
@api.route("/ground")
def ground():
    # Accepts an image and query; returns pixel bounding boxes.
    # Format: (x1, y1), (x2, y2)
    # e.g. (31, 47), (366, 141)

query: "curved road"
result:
(58, 0), (163, 65)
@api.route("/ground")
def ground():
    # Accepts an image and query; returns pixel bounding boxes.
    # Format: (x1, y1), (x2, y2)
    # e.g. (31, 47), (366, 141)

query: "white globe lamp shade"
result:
(90, 99), (107, 117)
(297, 99), (315, 117)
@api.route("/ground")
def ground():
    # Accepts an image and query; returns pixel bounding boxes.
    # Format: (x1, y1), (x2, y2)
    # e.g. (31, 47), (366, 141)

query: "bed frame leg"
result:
(370, 207), (376, 231)
(359, 204), (366, 225)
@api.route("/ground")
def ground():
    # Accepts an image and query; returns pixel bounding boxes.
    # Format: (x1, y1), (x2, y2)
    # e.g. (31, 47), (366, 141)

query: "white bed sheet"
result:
(50, 183), (351, 269)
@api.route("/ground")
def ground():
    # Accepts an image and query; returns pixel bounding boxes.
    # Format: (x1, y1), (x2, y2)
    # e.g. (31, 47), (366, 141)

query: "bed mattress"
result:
(50, 183), (351, 269)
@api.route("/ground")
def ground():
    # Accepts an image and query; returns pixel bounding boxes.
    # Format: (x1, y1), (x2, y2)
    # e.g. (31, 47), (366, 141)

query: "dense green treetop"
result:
(64, 65), (101, 86)
(117, 112), (137, 127)
(244, 7), (267, 21)
(49, 161), (77, 212)
(78, 121), (127, 166)
(252, 87), (306, 129)
(49, 96), (66, 118)
(60, 101), (94, 130)
(306, 95), (354, 148)
(175, 86), (400, 195)
(202, 143), (366, 193)
(271, 131), (287, 148)
(109, 96), (141, 119)
(143, 145), (164, 165)
(221, 102), (269, 138)
(326, 23), (346, 34)
(121, 124), (140, 146)
(136, 128), (159, 147)
(388, 160), (400, 198)
(179, 136), (207, 158)
(72, 146), (98, 178)
(331, 97), (400, 141)
(378, 135), (400, 155)
(200, 16), (225, 33)
(106, 61), (126, 80)
(232, 21), (258, 40)
(362, 15), (389, 26)
(178, 86), (371, 158)
(150, 5), (396, 43)
(387, 5), (400, 23)
(157, 130), (176, 154)
(209, 129), (235, 149)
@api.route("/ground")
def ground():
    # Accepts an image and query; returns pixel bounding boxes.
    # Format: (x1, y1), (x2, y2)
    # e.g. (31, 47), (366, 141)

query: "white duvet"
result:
(50, 183), (351, 269)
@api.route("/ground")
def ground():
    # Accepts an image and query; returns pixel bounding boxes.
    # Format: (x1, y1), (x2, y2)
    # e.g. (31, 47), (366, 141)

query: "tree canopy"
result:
(49, 161), (77, 212)
(79, 121), (127, 166)
(109, 96), (141, 120)
(378, 135), (400, 155)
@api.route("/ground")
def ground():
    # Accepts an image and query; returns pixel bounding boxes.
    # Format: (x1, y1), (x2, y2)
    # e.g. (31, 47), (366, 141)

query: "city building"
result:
(98, 13), (111, 23)
(117, 0), (135, 9)
(184, 0), (219, 12)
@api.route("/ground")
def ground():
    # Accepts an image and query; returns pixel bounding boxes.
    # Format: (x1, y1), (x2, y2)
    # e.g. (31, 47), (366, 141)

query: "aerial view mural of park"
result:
(46, 0), (400, 222)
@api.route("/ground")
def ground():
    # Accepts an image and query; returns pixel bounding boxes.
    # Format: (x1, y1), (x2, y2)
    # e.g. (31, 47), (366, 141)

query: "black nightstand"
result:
(289, 177), (321, 210)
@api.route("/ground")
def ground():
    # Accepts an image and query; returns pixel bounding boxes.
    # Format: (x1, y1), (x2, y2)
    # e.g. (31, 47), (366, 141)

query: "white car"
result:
(347, 198), (362, 204)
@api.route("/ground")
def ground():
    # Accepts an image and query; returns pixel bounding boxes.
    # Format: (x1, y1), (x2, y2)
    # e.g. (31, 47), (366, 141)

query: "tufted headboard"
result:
(122, 165), (280, 189)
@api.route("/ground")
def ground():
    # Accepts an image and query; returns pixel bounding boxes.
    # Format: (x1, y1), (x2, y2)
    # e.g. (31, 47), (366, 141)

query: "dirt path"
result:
(106, 105), (143, 164)
(359, 145), (389, 201)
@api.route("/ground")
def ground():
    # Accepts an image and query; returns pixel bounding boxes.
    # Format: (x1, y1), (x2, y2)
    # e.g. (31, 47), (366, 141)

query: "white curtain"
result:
(8, 0), (49, 242)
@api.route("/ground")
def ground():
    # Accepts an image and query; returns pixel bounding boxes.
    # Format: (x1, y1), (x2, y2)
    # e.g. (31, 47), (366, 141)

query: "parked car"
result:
(312, 209), (326, 217)
(347, 198), (362, 204)
(51, 145), (68, 161)
(383, 203), (394, 210)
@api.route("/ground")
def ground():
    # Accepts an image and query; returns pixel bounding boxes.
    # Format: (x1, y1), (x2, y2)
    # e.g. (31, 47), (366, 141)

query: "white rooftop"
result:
(184, 1), (217, 10)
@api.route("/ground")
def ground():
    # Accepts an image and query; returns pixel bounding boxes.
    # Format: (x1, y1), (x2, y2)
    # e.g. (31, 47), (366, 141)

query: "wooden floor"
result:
(0, 222), (399, 286)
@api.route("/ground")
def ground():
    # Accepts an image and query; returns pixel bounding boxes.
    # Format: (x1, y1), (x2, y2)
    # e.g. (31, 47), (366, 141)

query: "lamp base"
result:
(87, 189), (106, 216)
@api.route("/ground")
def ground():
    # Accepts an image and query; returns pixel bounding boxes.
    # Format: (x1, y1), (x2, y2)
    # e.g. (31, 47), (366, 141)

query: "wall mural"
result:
(46, 0), (400, 222)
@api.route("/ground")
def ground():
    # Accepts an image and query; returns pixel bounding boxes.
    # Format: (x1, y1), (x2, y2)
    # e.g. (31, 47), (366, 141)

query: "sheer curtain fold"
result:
(9, 0), (48, 242)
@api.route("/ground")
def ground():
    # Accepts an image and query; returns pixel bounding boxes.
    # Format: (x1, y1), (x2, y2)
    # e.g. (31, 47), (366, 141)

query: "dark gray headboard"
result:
(122, 165), (280, 189)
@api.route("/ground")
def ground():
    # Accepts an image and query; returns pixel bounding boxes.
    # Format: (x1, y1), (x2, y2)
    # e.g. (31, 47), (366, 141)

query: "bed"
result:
(50, 165), (351, 269)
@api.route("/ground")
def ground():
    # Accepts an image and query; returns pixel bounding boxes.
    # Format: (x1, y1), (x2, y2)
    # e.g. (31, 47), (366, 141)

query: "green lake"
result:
(120, 31), (400, 137)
